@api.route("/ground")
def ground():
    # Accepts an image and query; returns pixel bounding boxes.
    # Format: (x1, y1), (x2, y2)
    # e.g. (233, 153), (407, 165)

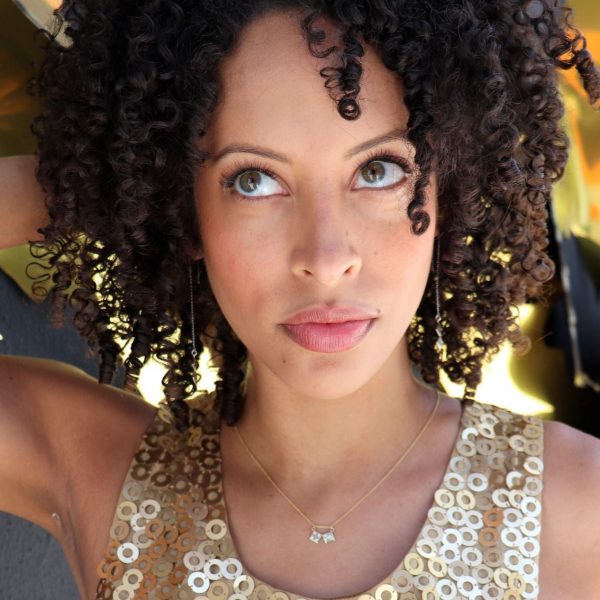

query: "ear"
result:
(186, 238), (204, 262)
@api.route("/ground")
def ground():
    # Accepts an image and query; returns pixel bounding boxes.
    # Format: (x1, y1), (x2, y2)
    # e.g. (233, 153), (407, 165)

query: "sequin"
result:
(434, 489), (455, 509)
(205, 519), (227, 540)
(435, 578), (457, 597)
(467, 473), (488, 492)
(447, 507), (467, 526)
(524, 477), (542, 497)
(449, 456), (471, 474)
(415, 571), (437, 592)
(465, 510), (484, 529)
(520, 497), (541, 518)
(116, 501), (137, 521)
(472, 564), (493, 584)
(404, 553), (425, 575)
(520, 517), (541, 538)
(374, 583), (397, 600)
(462, 547), (483, 567)
(416, 539), (437, 559)
(427, 557), (447, 578)
(456, 490), (476, 510)
(429, 506), (450, 527)
(447, 560), (469, 581)
(523, 457), (543, 475)
(95, 394), (543, 600)
(140, 499), (161, 519)
(458, 527), (477, 547)
(439, 544), (461, 563)
(500, 527), (523, 548)
(188, 572), (210, 593)
(390, 570), (413, 593)
(132, 530), (153, 549)
(445, 473), (466, 492)
(479, 527), (500, 548)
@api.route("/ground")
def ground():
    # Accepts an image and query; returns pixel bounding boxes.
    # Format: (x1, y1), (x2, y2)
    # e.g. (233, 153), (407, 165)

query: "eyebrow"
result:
(207, 127), (410, 164)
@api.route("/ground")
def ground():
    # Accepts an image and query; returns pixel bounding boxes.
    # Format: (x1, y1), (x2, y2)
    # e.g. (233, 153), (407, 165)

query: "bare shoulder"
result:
(539, 418), (600, 597)
(0, 354), (156, 459)
(0, 354), (156, 552)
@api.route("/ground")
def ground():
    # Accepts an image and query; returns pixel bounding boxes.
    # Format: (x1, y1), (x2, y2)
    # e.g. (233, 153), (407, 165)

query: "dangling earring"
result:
(189, 262), (198, 360)
(434, 236), (445, 358)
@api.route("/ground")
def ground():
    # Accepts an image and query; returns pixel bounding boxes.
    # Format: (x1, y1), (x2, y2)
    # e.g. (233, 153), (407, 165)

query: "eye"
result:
(221, 163), (286, 199)
(353, 154), (411, 190)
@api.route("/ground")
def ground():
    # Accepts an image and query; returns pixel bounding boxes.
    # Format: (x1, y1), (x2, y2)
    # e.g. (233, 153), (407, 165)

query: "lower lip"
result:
(281, 319), (375, 353)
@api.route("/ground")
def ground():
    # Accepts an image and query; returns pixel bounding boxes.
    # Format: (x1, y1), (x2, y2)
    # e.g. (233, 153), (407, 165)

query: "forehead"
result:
(202, 10), (409, 154)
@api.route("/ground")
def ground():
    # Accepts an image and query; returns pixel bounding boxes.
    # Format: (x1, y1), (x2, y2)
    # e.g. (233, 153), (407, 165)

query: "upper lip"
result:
(282, 305), (378, 325)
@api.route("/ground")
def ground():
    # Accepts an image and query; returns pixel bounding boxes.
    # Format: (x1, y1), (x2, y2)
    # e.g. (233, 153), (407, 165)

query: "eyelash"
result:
(352, 150), (413, 181)
(219, 150), (413, 199)
(220, 160), (278, 196)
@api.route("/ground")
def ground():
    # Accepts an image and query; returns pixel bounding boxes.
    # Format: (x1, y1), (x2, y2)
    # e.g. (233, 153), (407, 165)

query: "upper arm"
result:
(0, 154), (48, 250)
(541, 419), (600, 596)
(0, 355), (155, 541)
(0, 354), (68, 534)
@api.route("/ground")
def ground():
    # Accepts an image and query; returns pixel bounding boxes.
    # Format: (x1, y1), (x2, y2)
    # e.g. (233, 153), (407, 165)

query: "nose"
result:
(290, 198), (362, 286)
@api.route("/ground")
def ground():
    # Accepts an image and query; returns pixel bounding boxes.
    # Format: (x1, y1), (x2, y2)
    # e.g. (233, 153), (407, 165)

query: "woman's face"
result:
(194, 11), (437, 399)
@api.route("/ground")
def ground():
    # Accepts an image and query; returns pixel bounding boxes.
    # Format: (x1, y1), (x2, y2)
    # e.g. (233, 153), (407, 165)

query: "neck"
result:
(225, 342), (438, 498)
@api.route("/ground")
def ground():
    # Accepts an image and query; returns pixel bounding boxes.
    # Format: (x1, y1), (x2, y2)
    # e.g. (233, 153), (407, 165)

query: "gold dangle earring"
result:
(434, 236), (446, 362)
(189, 262), (198, 360)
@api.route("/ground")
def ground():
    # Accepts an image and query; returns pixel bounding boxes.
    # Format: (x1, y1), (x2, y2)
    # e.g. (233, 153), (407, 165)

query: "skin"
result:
(1, 8), (600, 600)
(195, 10), (440, 491)
(191, 12), (458, 595)
(191, 11), (600, 597)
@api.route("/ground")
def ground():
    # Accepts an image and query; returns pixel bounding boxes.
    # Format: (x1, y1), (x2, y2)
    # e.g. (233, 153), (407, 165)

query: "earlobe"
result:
(188, 241), (204, 262)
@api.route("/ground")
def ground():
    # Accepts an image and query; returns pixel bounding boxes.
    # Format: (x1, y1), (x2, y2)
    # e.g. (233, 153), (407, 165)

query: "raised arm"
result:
(0, 155), (48, 250)
(0, 353), (156, 598)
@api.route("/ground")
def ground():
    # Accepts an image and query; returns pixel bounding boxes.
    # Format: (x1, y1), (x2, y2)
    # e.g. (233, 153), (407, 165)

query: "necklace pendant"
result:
(309, 529), (322, 543)
(322, 529), (336, 544)
(309, 527), (336, 544)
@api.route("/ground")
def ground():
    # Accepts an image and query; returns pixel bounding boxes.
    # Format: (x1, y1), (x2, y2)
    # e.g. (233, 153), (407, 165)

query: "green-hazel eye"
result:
(356, 160), (407, 189)
(231, 169), (284, 198)
(239, 171), (262, 194)
(362, 162), (386, 183)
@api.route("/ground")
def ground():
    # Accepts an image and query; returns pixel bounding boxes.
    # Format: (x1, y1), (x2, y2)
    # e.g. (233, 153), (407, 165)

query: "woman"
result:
(1, 0), (600, 598)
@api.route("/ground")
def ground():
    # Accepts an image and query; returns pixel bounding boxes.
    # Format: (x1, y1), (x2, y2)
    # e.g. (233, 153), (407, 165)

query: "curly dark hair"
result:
(26, 0), (599, 431)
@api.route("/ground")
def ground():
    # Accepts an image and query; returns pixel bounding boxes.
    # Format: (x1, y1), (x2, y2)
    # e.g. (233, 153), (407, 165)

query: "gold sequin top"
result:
(95, 393), (544, 600)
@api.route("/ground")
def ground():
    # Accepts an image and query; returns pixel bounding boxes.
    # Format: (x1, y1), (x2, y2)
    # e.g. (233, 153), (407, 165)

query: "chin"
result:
(274, 354), (383, 400)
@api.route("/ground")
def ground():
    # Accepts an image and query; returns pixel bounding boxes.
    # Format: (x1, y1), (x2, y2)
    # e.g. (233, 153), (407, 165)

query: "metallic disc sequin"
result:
(95, 394), (543, 600)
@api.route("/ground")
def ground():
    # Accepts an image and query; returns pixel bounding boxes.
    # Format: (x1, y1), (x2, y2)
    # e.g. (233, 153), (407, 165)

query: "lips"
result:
(281, 306), (377, 353)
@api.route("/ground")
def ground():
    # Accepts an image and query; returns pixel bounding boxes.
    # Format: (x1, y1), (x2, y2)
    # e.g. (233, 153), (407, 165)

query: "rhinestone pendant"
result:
(309, 527), (336, 544)
(322, 530), (336, 544)
(309, 529), (322, 543)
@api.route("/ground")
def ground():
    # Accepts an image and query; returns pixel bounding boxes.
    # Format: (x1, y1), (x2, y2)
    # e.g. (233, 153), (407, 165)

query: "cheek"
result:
(380, 234), (432, 296)
(366, 214), (434, 314)
(199, 208), (282, 320)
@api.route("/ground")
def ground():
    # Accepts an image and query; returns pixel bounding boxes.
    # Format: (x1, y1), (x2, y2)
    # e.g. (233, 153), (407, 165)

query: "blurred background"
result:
(0, 0), (598, 597)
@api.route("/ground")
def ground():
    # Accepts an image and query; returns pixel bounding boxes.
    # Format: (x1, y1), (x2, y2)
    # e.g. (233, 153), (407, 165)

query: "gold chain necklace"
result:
(234, 390), (440, 544)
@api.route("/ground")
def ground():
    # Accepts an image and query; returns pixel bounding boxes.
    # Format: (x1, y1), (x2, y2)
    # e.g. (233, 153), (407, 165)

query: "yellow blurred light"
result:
(440, 304), (555, 418)
(136, 304), (555, 417)
(137, 349), (219, 407)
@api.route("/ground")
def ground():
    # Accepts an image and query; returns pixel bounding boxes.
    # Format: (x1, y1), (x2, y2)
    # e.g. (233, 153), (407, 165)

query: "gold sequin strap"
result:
(95, 396), (544, 600)
(401, 399), (544, 600)
(95, 391), (228, 600)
